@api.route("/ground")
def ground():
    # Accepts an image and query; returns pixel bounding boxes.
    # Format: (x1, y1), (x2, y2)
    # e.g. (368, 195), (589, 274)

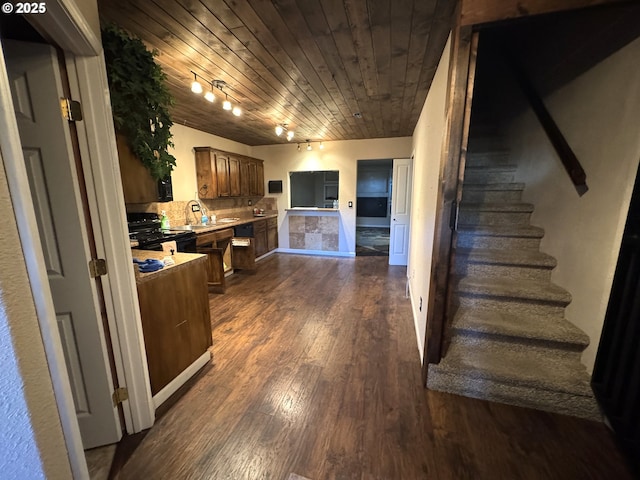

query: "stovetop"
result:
(127, 212), (195, 248)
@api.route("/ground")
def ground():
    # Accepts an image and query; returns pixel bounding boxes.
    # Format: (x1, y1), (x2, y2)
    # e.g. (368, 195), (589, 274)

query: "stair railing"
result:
(505, 53), (589, 196)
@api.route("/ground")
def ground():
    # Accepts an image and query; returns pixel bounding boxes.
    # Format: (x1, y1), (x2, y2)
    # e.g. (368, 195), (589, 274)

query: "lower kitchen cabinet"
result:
(267, 217), (278, 252)
(134, 251), (212, 396)
(196, 228), (233, 293)
(254, 219), (268, 257)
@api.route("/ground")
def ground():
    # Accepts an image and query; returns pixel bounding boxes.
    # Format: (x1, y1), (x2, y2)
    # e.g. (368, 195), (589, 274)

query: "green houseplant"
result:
(102, 24), (176, 180)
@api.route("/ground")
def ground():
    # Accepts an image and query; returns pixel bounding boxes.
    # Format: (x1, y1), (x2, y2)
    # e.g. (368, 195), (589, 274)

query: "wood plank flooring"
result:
(114, 254), (634, 479)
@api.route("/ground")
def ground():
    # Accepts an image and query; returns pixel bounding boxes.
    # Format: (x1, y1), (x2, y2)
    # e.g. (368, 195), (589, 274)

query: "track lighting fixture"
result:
(274, 123), (295, 141)
(295, 139), (325, 152)
(204, 83), (215, 102)
(188, 74), (241, 116)
(190, 72), (203, 94)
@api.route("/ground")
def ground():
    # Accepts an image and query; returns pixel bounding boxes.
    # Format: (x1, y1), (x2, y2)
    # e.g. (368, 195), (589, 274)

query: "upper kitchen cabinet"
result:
(117, 134), (163, 204)
(242, 157), (264, 197)
(196, 147), (263, 198)
(215, 151), (231, 197)
(195, 147), (218, 199)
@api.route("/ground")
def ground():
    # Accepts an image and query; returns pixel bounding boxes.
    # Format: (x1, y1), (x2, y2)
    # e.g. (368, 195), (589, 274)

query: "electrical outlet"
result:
(248, 199), (253, 206)
(419, 296), (422, 311)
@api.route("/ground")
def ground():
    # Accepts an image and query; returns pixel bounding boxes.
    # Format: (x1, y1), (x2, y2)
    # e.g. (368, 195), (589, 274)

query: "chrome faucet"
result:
(185, 199), (206, 225)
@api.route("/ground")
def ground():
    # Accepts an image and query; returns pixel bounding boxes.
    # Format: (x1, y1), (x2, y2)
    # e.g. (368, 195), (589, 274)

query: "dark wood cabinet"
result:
(195, 147), (263, 198)
(267, 217), (278, 252)
(254, 219), (268, 257)
(215, 152), (231, 197)
(196, 228), (233, 293)
(229, 156), (241, 197)
(194, 147), (218, 199)
(116, 133), (159, 204)
(135, 253), (211, 395)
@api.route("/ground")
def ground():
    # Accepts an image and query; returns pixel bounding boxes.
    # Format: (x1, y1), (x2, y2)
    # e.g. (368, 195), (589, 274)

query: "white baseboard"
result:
(277, 248), (355, 258)
(152, 351), (211, 409)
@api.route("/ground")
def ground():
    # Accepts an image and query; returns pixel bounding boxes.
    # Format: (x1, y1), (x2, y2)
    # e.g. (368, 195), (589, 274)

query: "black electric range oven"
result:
(127, 212), (197, 253)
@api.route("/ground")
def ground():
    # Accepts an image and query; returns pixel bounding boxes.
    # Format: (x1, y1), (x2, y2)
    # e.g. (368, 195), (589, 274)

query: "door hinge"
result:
(89, 258), (107, 278)
(112, 387), (129, 406)
(60, 98), (83, 122)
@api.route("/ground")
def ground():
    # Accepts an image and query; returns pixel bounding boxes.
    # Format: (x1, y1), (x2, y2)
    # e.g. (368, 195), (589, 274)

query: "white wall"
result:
(253, 138), (412, 254)
(408, 35), (451, 362)
(506, 36), (640, 372)
(169, 124), (253, 201)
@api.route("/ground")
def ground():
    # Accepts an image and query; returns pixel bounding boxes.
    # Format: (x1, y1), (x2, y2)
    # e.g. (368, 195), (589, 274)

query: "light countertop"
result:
(132, 250), (207, 284)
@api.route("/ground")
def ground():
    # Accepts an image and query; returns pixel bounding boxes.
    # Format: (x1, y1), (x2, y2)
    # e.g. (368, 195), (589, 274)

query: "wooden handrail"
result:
(505, 54), (589, 196)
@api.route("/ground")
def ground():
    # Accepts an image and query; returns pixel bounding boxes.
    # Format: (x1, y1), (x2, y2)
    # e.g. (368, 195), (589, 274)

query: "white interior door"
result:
(5, 40), (122, 448)
(389, 158), (412, 266)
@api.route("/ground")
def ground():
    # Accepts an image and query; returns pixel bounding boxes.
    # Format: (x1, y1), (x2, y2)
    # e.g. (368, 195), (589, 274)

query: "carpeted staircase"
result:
(426, 130), (601, 421)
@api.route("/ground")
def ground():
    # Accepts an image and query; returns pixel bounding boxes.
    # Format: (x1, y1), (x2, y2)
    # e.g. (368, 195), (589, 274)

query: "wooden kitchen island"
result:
(133, 250), (212, 407)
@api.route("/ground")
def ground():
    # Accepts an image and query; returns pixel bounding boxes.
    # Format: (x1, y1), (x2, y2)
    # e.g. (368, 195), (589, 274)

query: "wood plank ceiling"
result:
(97, 0), (456, 146)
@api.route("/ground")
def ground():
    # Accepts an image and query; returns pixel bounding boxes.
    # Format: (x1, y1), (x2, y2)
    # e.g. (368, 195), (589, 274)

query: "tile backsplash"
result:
(126, 197), (279, 226)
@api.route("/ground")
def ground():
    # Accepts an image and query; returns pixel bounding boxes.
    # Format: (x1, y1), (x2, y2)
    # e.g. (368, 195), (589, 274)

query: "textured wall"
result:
(0, 153), (72, 478)
(507, 37), (640, 372)
(408, 35), (452, 362)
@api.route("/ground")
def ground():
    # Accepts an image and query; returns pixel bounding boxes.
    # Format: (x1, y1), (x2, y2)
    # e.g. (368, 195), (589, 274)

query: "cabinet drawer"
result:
(196, 231), (217, 246)
(267, 217), (277, 228)
(214, 228), (234, 242)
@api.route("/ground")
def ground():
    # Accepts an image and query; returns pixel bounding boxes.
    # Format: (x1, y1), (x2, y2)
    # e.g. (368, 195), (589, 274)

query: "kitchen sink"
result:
(218, 217), (240, 223)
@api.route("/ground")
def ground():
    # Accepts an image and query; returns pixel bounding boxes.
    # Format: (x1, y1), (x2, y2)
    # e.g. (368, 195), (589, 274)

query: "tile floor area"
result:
(355, 226), (390, 256)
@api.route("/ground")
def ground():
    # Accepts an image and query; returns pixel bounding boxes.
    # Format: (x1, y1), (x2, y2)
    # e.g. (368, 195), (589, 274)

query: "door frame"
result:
(0, 1), (154, 475)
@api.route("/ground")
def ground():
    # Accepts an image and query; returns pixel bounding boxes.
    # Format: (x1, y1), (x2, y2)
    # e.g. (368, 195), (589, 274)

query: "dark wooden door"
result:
(592, 164), (640, 471)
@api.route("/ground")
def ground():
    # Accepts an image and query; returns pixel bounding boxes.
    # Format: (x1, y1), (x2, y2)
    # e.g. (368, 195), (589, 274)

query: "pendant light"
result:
(204, 82), (215, 102)
(223, 93), (232, 111)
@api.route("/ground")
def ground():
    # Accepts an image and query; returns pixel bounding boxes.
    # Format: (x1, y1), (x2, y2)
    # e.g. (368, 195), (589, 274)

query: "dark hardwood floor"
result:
(114, 254), (634, 479)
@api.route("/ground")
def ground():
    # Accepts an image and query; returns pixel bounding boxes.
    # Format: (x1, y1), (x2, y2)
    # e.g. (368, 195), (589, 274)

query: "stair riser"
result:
(427, 371), (601, 421)
(454, 261), (552, 282)
(448, 332), (586, 356)
(462, 189), (523, 203)
(465, 153), (511, 167)
(464, 170), (516, 183)
(458, 294), (567, 317)
(456, 233), (542, 250)
(458, 211), (532, 226)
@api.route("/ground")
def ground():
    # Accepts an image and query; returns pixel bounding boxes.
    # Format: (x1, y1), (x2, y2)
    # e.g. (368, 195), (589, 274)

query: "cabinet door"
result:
(256, 160), (265, 196)
(194, 147), (217, 199)
(248, 161), (258, 196)
(240, 158), (250, 196)
(216, 152), (231, 197)
(267, 219), (278, 252)
(229, 156), (241, 197)
(254, 219), (268, 257)
(116, 133), (159, 203)
(137, 259), (211, 395)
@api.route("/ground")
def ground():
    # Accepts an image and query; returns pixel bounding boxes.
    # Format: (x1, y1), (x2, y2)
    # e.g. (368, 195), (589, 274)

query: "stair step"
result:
(462, 183), (524, 203)
(464, 165), (517, 183)
(455, 248), (556, 281)
(452, 307), (590, 351)
(457, 225), (544, 250)
(457, 276), (572, 317)
(465, 150), (511, 167)
(458, 203), (534, 226)
(427, 341), (601, 420)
